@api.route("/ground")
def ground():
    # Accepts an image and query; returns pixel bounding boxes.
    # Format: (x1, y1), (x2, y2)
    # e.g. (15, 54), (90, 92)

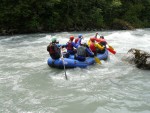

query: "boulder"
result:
(125, 48), (150, 70)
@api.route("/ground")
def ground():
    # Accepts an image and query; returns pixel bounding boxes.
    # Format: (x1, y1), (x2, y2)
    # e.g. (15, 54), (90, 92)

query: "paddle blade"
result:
(94, 57), (101, 64)
(108, 45), (114, 50)
(107, 48), (116, 54)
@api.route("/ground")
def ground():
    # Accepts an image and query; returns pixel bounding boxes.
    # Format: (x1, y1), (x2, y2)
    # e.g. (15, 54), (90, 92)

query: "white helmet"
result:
(81, 39), (86, 45)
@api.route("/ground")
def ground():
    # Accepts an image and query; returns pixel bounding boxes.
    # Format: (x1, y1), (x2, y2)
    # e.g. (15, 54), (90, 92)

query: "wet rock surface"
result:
(125, 48), (150, 70)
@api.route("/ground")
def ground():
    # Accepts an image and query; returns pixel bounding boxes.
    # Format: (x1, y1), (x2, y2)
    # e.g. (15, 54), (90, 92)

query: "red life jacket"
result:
(100, 38), (107, 46)
(49, 44), (58, 54)
(95, 38), (106, 43)
(67, 42), (73, 50)
(89, 42), (96, 52)
(96, 38), (107, 46)
(100, 38), (106, 43)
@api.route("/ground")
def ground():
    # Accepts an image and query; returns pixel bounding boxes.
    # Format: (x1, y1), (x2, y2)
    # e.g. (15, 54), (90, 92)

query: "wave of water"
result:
(0, 29), (150, 113)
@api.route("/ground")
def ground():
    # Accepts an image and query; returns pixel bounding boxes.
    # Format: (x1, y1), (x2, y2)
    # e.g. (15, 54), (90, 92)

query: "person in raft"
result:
(47, 38), (61, 60)
(62, 36), (78, 55)
(75, 34), (83, 44)
(95, 35), (107, 54)
(94, 33), (107, 48)
(74, 39), (94, 61)
(88, 37), (104, 55)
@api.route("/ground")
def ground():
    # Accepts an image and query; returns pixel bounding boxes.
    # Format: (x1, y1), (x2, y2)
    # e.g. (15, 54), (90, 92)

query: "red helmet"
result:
(90, 37), (95, 42)
(70, 36), (74, 41)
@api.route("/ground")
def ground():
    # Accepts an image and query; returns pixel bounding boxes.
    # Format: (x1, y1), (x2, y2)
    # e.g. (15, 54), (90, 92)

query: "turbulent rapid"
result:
(0, 29), (150, 113)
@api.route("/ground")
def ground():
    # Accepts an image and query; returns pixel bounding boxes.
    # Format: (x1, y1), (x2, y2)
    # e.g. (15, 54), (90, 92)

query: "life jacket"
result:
(49, 43), (60, 55)
(96, 38), (107, 46)
(89, 42), (96, 52)
(77, 46), (86, 57)
(66, 41), (73, 50)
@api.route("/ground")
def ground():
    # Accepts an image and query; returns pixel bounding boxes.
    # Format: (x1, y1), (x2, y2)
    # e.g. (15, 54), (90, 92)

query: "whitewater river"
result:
(0, 29), (150, 113)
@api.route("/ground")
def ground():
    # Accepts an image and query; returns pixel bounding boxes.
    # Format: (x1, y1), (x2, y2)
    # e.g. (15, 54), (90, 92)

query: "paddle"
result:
(107, 47), (116, 54)
(106, 44), (116, 54)
(61, 48), (68, 80)
(88, 44), (101, 64)
(96, 34), (116, 54)
(88, 40), (102, 64)
(94, 57), (101, 64)
(108, 45), (114, 50)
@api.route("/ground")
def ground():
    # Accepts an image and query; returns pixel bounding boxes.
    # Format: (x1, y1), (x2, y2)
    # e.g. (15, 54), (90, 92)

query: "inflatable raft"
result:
(47, 49), (108, 68)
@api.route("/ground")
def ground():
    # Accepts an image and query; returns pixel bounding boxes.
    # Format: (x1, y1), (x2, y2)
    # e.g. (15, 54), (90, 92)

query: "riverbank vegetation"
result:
(0, 0), (150, 35)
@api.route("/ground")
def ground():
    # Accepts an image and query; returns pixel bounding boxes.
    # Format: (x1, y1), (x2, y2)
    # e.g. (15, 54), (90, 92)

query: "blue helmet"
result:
(78, 34), (82, 38)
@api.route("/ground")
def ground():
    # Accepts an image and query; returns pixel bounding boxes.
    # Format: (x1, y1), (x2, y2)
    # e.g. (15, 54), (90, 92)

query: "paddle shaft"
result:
(61, 48), (68, 80)
(62, 58), (68, 80)
(88, 46), (101, 64)
(107, 47), (116, 54)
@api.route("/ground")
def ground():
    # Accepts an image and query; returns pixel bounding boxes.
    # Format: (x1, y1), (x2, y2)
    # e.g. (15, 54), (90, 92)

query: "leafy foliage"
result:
(0, 0), (150, 34)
